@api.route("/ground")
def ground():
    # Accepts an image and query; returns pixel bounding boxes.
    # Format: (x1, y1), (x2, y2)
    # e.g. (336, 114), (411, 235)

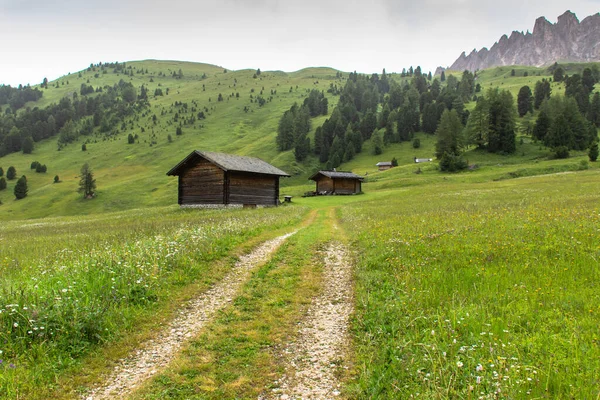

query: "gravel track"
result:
(262, 241), (354, 400)
(84, 231), (297, 400)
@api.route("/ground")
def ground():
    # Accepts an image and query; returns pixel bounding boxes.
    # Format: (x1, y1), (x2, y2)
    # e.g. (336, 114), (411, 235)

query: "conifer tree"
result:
(78, 163), (96, 199)
(6, 166), (16, 180)
(589, 141), (599, 162)
(14, 175), (28, 199)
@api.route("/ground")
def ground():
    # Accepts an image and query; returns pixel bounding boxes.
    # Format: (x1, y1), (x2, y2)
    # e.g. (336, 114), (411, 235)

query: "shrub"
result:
(589, 141), (599, 162)
(0, 167), (3, 177)
(554, 146), (569, 159)
(391, 157), (398, 167)
(412, 138), (421, 149)
(176, 126), (182, 136)
(54, 175), (60, 183)
(31, 161), (40, 170)
(439, 152), (468, 172)
(36, 164), (47, 173)
(0, 177), (6, 190)
(128, 133), (135, 144)
(82, 143), (87, 151)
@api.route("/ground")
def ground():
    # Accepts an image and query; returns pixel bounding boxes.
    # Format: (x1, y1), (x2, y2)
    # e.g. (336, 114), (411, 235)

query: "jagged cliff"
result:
(448, 11), (600, 71)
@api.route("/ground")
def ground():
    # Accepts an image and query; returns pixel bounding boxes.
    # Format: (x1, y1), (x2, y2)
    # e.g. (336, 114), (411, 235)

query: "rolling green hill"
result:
(0, 60), (596, 220)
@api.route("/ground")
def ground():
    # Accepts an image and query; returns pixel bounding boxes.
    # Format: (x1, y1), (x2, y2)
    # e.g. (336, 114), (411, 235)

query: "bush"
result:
(176, 126), (183, 136)
(0, 167), (3, 177)
(0, 177), (6, 190)
(412, 138), (421, 149)
(128, 133), (135, 144)
(31, 161), (40, 170)
(439, 152), (468, 172)
(36, 164), (47, 173)
(82, 143), (87, 151)
(391, 157), (398, 167)
(54, 175), (60, 183)
(554, 146), (570, 159)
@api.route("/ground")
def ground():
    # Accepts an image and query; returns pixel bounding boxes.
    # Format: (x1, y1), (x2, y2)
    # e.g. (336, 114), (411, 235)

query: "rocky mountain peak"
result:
(446, 11), (600, 71)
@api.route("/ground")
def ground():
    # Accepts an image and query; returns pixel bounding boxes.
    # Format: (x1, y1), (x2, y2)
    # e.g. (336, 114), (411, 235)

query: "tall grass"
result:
(0, 205), (306, 397)
(341, 171), (600, 398)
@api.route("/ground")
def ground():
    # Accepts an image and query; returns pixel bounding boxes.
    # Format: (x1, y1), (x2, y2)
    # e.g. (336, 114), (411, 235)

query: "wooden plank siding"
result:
(316, 176), (334, 193)
(227, 172), (279, 206)
(178, 159), (225, 205)
(334, 178), (361, 194)
(315, 176), (361, 194)
(168, 150), (289, 207)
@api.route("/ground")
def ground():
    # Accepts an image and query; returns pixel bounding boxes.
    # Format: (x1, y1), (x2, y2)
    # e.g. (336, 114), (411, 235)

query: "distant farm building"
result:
(376, 161), (393, 171)
(414, 157), (433, 163)
(167, 150), (289, 207)
(309, 170), (364, 195)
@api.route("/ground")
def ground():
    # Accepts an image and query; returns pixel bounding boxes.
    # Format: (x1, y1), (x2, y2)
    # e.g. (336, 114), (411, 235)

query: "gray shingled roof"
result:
(167, 150), (290, 177)
(309, 170), (364, 181)
(376, 162), (392, 166)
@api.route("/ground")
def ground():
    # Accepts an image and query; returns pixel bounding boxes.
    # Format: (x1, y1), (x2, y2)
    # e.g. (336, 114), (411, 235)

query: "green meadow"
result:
(1, 61), (599, 398)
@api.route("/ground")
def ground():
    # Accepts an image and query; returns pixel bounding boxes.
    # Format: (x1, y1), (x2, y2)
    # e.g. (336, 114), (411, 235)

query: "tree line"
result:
(0, 84), (43, 111)
(0, 79), (149, 156)
(273, 64), (599, 171)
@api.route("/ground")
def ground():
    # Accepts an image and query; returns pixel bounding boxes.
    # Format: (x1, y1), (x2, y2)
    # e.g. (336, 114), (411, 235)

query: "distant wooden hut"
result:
(167, 150), (290, 207)
(376, 161), (393, 171)
(309, 170), (364, 195)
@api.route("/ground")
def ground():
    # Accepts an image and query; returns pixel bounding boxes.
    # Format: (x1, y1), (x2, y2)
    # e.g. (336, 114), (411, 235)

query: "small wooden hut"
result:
(167, 150), (290, 207)
(309, 170), (364, 195)
(376, 161), (393, 171)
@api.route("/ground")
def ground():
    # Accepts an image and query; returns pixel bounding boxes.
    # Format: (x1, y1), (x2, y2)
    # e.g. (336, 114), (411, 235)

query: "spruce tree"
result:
(6, 166), (16, 180)
(589, 141), (599, 162)
(78, 163), (96, 199)
(14, 175), (28, 199)
(517, 86), (533, 117)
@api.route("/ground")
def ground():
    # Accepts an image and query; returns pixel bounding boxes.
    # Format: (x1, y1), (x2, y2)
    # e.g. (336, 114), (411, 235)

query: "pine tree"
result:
(14, 175), (28, 199)
(372, 131), (383, 155)
(466, 97), (489, 149)
(78, 163), (96, 199)
(517, 86), (533, 117)
(487, 88), (517, 154)
(589, 141), (599, 161)
(435, 109), (464, 159)
(6, 166), (16, 180)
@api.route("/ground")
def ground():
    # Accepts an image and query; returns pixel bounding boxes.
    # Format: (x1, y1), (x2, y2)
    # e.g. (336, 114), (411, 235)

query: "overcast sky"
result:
(1, 0), (599, 86)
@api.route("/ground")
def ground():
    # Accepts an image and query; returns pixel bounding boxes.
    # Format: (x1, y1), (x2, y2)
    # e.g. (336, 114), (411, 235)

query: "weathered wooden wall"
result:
(334, 178), (360, 194)
(316, 177), (334, 192)
(315, 176), (360, 194)
(179, 159), (225, 205)
(228, 172), (278, 205)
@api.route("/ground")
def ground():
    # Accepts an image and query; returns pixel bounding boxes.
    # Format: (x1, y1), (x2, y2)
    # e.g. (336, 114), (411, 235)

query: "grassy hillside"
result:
(0, 60), (597, 220)
(0, 61), (344, 218)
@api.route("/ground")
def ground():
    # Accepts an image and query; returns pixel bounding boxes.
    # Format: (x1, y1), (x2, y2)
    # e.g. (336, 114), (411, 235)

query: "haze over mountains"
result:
(448, 10), (600, 71)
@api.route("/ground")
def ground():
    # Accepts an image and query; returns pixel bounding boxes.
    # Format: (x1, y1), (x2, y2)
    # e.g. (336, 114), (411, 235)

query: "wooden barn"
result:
(166, 150), (290, 207)
(376, 161), (393, 171)
(309, 170), (364, 195)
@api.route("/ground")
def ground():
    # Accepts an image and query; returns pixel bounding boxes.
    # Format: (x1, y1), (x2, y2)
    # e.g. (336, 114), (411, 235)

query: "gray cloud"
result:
(1, 0), (599, 85)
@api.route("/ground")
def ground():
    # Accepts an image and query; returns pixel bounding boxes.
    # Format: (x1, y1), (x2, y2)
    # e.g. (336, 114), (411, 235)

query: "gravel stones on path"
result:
(84, 231), (297, 400)
(263, 242), (354, 400)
